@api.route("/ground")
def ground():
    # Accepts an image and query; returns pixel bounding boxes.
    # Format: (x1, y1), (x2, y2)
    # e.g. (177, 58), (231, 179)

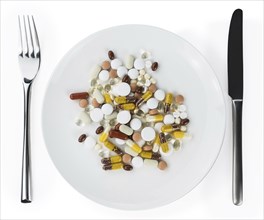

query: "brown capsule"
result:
(134, 92), (142, 99)
(102, 60), (111, 70)
(130, 82), (137, 92)
(135, 86), (144, 94)
(109, 130), (129, 140)
(180, 118), (190, 125)
(91, 98), (100, 107)
(78, 134), (87, 143)
(175, 95), (184, 104)
(151, 62), (159, 71)
(109, 69), (117, 78)
(132, 132), (142, 142)
(122, 74), (131, 84)
(152, 152), (162, 160)
(126, 96), (137, 103)
(142, 145), (153, 151)
(96, 126), (104, 134)
(123, 164), (133, 171)
(122, 154), (132, 164)
(79, 99), (88, 108)
(70, 92), (89, 100)
(148, 109), (159, 115)
(114, 123), (121, 130)
(159, 132), (166, 143)
(108, 50), (115, 60)
(113, 147), (123, 155)
(148, 84), (157, 93)
(158, 160), (167, 170)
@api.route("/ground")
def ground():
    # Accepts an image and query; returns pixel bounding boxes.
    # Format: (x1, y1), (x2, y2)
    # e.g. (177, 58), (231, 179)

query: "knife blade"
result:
(228, 9), (243, 206)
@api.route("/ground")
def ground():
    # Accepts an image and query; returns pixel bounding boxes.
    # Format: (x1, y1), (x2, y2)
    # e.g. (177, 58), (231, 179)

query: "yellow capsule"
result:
(136, 91), (153, 106)
(114, 96), (127, 104)
(140, 151), (161, 160)
(161, 124), (180, 133)
(103, 162), (123, 170)
(125, 139), (142, 154)
(101, 155), (122, 165)
(165, 93), (173, 104)
(103, 140), (123, 154)
(99, 126), (110, 142)
(152, 133), (161, 152)
(104, 93), (112, 104)
(119, 103), (136, 110)
(146, 114), (164, 122)
(160, 142), (169, 153)
(172, 131), (185, 139)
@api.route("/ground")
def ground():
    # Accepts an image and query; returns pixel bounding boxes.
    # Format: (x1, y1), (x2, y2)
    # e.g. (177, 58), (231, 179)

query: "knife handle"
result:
(232, 100), (243, 205)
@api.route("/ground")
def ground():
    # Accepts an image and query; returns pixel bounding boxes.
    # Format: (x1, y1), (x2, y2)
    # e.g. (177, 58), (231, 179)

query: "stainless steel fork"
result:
(18, 15), (41, 203)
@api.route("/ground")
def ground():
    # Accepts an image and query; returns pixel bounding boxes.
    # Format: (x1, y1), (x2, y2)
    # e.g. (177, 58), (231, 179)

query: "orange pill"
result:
(142, 145), (153, 151)
(175, 95), (184, 104)
(109, 69), (117, 78)
(132, 132), (142, 142)
(148, 84), (157, 93)
(92, 98), (100, 108)
(122, 154), (132, 164)
(158, 160), (167, 170)
(102, 60), (111, 70)
(79, 99), (88, 108)
(148, 109), (159, 115)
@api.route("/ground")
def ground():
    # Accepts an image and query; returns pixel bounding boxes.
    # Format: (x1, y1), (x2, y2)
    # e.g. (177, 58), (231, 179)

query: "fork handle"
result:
(21, 82), (32, 203)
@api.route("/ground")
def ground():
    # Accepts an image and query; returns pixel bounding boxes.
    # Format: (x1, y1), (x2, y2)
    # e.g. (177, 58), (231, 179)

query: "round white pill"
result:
(132, 157), (144, 168)
(141, 127), (156, 141)
(117, 66), (127, 78)
(128, 68), (139, 79)
(146, 98), (159, 109)
(140, 103), (149, 114)
(178, 104), (187, 112)
(154, 89), (165, 101)
(98, 70), (109, 81)
(115, 138), (125, 145)
(111, 59), (122, 69)
(173, 110), (181, 118)
(130, 118), (142, 130)
(117, 111), (131, 124)
(84, 136), (96, 148)
(163, 114), (175, 124)
(90, 108), (103, 122)
(154, 122), (164, 132)
(159, 143), (174, 156)
(145, 79), (151, 87)
(180, 112), (188, 119)
(134, 58), (145, 70)
(116, 82), (131, 96)
(101, 104), (113, 116)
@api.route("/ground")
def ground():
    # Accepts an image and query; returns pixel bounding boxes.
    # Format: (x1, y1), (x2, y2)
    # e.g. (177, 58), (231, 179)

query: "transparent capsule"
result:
(157, 102), (165, 112)
(104, 84), (111, 92)
(135, 109), (145, 117)
(173, 139), (182, 151)
(97, 84), (103, 91)
(109, 79), (116, 85)
(109, 119), (116, 126)
(165, 133), (172, 141)
(170, 103), (178, 111)
(146, 114), (164, 122)
(90, 78), (97, 87)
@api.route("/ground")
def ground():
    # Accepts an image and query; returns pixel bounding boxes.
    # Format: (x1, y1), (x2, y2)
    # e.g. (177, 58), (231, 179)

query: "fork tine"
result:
(23, 15), (29, 57)
(31, 16), (40, 58)
(26, 15), (34, 58)
(18, 16), (23, 57)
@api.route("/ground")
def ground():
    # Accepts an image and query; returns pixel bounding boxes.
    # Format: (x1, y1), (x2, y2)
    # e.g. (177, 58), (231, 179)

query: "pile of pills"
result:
(70, 50), (191, 171)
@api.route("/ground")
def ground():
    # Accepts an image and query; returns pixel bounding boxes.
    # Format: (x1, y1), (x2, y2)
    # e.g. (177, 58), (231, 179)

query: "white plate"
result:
(42, 25), (226, 210)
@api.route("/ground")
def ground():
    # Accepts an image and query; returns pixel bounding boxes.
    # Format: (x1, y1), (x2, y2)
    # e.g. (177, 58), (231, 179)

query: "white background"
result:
(0, 1), (263, 219)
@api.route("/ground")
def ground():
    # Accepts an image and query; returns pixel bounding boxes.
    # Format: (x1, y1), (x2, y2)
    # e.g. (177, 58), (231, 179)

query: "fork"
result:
(18, 15), (41, 203)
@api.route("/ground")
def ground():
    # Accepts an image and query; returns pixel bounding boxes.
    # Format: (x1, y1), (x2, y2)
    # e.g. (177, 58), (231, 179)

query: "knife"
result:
(228, 9), (243, 206)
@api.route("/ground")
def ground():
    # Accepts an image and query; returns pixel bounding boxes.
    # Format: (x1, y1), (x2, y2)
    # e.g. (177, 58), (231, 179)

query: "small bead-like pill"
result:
(111, 58), (122, 69)
(117, 110), (131, 124)
(93, 89), (104, 104)
(109, 69), (117, 78)
(101, 103), (113, 116)
(151, 62), (159, 71)
(130, 118), (142, 131)
(158, 160), (167, 170)
(78, 134), (87, 143)
(175, 117), (181, 124)
(180, 125), (187, 132)
(70, 92), (89, 100)
(148, 84), (157, 93)
(132, 132), (142, 142)
(163, 114), (175, 124)
(173, 110), (180, 118)
(141, 127), (156, 141)
(117, 66), (128, 78)
(154, 89), (165, 101)
(122, 154), (132, 164)
(119, 124), (134, 136)
(128, 68), (139, 79)
(96, 126), (104, 134)
(132, 156), (144, 168)
(175, 95), (184, 104)
(144, 159), (158, 167)
(125, 55), (135, 69)
(134, 58), (145, 70)
(146, 98), (159, 109)
(79, 99), (88, 108)
(102, 60), (111, 70)
(99, 70), (109, 81)
(90, 108), (104, 122)
(108, 50), (115, 60)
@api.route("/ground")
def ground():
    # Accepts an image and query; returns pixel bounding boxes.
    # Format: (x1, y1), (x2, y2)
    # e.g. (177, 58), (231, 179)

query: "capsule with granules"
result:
(114, 96), (127, 104)
(125, 139), (142, 154)
(101, 155), (122, 165)
(139, 151), (161, 160)
(164, 93), (173, 113)
(103, 93), (112, 104)
(152, 133), (161, 152)
(146, 114), (164, 122)
(161, 124), (180, 133)
(103, 140), (123, 155)
(136, 91), (153, 107)
(159, 132), (169, 153)
(99, 126), (110, 142)
(119, 103), (136, 110)
(103, 163), (133, 171)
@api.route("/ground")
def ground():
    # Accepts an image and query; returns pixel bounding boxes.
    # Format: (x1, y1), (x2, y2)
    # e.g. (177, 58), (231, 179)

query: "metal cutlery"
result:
(18, 15), (41, 203)
(228, 9), (243, 206)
